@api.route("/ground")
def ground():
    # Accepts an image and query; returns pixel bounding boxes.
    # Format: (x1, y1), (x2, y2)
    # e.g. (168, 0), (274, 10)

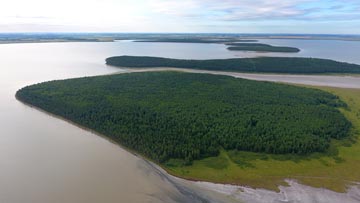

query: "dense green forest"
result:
(16, 72), (351, 164)
(226, 43), (300, 52)
(106, 56), (360, 74)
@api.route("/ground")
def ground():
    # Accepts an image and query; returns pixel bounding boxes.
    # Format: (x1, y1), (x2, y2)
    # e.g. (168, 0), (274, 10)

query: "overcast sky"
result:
(1, 0), (360, 34)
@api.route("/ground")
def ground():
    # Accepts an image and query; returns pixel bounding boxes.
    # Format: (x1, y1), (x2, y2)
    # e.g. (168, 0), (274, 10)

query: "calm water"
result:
(0, 40), (360, 203)
(123, 39), (360, 64)
(230, 39), (360, 64)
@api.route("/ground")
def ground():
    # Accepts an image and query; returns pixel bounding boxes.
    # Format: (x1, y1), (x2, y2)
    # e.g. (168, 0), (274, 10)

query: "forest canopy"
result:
(16, 72), (351, 164)
(226, 43), (300, 52)
(106, 56), (360, 74)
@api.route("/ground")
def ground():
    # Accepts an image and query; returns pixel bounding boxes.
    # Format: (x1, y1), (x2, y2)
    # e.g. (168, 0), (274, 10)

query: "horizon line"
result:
(0, 32), (360, 36)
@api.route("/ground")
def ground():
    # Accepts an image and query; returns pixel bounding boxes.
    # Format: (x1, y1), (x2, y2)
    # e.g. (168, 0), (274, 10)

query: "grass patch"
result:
(198, 151), (230, 170)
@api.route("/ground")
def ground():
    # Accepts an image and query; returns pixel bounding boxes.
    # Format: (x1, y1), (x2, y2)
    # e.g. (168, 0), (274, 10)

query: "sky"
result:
(0, 0), (360, 34)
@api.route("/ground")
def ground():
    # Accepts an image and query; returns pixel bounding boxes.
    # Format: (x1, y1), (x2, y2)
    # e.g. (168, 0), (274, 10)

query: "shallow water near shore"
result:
(1, 40), (360, 203)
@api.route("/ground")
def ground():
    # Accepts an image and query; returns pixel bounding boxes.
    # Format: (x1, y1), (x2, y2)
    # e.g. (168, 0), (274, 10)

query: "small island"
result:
(226, 42), (300, 53)
(106, 56), (360, 74)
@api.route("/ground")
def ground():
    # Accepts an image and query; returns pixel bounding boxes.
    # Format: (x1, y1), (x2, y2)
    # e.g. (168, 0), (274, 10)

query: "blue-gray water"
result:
(0, 39), (360, 203)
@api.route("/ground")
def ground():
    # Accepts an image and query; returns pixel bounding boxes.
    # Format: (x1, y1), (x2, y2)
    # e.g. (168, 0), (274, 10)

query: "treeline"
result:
(106, 56), (360, 74)
(226, 43), (300, 53)
(135, 38), (257, 43)
(16, 72), (351, 164)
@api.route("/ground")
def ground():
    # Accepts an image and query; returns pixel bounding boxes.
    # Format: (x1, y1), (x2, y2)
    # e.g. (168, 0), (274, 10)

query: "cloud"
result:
(0, 0), (359, 33)
(148, 0), (360, 21)
(9, 15), (52, 19)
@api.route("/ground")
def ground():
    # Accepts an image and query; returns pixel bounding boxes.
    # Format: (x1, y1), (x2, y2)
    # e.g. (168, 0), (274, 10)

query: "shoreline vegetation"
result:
(106, 56), (360, 74)
(226, 43), (300, 53)
(15, 71), (358, 192)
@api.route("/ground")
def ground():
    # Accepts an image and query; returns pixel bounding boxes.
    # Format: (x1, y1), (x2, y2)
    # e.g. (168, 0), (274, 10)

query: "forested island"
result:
(226, 43), (300, 53)
(16, 72), (350, 165)
(106, 56), (360, 74)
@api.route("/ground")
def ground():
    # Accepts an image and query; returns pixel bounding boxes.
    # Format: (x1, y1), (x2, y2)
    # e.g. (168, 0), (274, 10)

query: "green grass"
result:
(164, 87), (360, 192)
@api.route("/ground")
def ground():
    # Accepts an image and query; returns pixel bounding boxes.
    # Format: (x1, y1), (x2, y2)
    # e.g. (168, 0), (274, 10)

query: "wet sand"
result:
(193, 179), (360, 203)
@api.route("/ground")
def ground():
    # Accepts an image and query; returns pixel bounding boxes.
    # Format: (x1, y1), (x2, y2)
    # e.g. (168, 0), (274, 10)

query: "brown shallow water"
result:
(0, 42), (236, 203)
(1, 40), (360, 203)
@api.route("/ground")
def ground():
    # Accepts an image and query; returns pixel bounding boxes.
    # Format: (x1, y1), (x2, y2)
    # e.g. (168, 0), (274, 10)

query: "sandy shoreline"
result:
(15, 93), (236, 203)
(117, 67), (360, 89)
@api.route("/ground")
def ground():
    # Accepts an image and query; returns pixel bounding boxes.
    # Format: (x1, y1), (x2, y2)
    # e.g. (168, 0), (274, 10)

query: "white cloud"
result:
(148, 0), (312, 20)
(148, 0), (360, 21)
(0, 0), (359, 33)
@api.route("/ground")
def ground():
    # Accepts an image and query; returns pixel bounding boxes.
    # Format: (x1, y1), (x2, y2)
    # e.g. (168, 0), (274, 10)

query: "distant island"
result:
(135, 38), (258, 43)
(226, 43), (300, 53)
(106, 56), (360, 74)
(134, 39), (300, 53)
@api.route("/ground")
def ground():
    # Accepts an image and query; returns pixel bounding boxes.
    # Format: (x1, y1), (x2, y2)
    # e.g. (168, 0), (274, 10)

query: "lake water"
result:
(0, 39), (360, 203)
(230, 39), (360, 64)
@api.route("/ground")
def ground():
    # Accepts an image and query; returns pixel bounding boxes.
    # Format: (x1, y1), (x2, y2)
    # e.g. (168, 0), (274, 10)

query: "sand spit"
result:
(121, 67), (360, 89)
